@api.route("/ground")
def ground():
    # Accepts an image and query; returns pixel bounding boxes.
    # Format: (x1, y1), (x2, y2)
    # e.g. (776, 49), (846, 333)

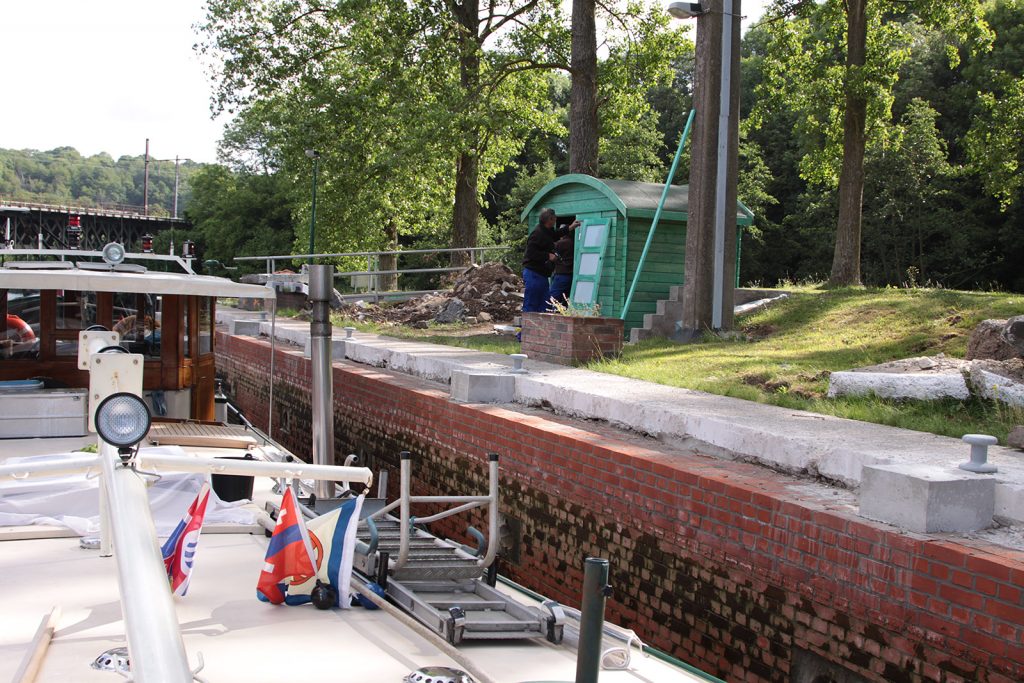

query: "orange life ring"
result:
(6, 314), (36, 342)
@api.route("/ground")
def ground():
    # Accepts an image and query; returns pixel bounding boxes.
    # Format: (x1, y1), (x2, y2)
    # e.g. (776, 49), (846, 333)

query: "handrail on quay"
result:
(237, 245), (511, 301)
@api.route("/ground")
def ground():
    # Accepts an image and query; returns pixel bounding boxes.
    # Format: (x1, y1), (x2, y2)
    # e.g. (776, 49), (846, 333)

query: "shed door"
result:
(570, 218), (612, 307)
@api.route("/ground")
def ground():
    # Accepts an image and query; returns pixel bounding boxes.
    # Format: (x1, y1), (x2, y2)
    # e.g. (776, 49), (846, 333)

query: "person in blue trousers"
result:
(520, 208), (579, 338)
(548, 230), (574, 309)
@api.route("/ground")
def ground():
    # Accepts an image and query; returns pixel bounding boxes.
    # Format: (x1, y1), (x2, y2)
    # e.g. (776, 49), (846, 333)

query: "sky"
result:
(1, 0), (769, 165)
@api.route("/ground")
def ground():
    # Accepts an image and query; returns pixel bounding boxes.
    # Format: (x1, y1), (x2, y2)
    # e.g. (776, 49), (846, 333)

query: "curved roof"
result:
(0, 267), (275, 299)
(520, 174), (753, 224)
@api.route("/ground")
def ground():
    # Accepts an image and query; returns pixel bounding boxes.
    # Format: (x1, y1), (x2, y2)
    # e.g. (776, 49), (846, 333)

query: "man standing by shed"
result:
(521, 208), (580, 315)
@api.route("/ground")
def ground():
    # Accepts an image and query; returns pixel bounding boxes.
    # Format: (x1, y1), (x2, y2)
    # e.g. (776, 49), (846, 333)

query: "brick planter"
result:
(521, 312), (624, 365)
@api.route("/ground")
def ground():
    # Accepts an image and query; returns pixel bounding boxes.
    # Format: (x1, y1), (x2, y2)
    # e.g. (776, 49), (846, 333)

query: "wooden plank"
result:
(11, 607), (61, 683)
(149, 421), (258, 448)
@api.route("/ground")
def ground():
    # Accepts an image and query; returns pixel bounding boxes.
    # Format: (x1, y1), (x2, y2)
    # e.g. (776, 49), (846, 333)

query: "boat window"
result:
(198, 298), (212, 355)
(112, 293), (161, 359)
(54, 290), (99, 356)
(2, 289), (41, 361)
(183, 302), (191, 359)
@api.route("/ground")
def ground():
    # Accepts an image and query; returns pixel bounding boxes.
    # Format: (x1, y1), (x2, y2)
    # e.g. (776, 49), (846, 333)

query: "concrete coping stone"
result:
(860, 463), (995, 533)
(240, 312), (1024, 525)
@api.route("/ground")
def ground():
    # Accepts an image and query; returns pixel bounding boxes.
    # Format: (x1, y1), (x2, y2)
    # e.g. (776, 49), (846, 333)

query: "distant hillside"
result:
(0, 147), (206, 217)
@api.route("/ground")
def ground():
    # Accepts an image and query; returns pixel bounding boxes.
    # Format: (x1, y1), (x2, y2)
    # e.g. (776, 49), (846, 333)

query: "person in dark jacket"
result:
(521, 208), (579, 314)
(548, 231), (574, 309)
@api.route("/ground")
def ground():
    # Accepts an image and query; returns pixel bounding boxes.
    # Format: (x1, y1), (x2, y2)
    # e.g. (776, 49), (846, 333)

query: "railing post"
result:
(397, 451), (411, 568)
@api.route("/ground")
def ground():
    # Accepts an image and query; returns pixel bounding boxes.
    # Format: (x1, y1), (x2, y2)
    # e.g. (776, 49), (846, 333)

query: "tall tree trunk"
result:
(829, 0), (867, 286)
(378, 220), (399, 291)
(570, 0), (599, 175)
(451, 151), (479, 267)
(450, 0), (481, 267)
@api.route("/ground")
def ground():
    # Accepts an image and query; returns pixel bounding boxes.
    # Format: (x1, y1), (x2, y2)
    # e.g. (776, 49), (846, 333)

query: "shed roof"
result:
(520, 174), (754, 225)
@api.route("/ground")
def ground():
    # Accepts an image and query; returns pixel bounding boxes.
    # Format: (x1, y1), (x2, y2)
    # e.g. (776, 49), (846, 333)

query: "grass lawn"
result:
(328, 286), (1023, 443)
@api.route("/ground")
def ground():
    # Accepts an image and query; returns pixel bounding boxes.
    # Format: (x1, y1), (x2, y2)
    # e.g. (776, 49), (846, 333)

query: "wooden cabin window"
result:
(2, 289), (41, 361)
(182, 301), (191, 359)
(113, 293), (161, 359)
(54, 290), (98, 356)
(198, 297), (213, 355)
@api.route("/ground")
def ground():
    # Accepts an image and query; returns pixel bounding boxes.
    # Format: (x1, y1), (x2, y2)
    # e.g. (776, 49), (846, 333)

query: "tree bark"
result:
(680, 0), (741, 336)
(451, 151), (479, 267)
(450, 0), (481, 267)
(570, 0), (599, 176)
(829, 0), (867, 286)
(378, 221), (399, 291)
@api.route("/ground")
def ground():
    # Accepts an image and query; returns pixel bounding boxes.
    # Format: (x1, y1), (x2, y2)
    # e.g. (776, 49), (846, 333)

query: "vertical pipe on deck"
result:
(575, 557), (611, 683)
(309, 264), (335, 500)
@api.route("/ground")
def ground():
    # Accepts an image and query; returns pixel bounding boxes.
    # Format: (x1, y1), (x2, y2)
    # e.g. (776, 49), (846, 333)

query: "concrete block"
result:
(860, 464), (994, 533)
(828, 371), (970, 400)
(967, 365), (1024, 407)
(303, 338), (347, 360)
(230, 319), (263, 337)
(450, 370), (515, 404)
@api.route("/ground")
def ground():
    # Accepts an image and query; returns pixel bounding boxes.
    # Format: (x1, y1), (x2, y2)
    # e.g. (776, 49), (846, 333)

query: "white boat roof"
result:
(0, 267), (275, 300)
(0, 438), (706, 683)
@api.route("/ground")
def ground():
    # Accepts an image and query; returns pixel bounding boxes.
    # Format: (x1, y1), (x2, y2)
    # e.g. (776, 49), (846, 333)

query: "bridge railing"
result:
(0, 198), (186, 221)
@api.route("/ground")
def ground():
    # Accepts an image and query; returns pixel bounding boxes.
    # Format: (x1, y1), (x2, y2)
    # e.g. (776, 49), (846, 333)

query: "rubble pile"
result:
(340, 262), (523, 326)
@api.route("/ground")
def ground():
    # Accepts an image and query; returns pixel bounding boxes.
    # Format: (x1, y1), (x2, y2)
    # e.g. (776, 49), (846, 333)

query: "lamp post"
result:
(669, 0), (741, 336)
(305, 149), (321, 265)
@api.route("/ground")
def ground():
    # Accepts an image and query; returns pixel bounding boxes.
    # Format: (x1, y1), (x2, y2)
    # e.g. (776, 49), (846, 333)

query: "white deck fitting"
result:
(241, 314), (1024, 526)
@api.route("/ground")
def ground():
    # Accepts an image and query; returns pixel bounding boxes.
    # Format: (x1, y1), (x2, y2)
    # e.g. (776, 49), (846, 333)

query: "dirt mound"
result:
(338, 262), (523, 326)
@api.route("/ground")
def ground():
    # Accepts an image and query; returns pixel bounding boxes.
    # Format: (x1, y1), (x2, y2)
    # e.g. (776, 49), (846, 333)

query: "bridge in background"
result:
(0, 200), (190, 251)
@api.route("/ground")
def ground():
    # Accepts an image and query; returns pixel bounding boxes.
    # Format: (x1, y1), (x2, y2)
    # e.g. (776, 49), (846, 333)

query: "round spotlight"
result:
(95, 392), (151, 449)
(102, 242), (127, 266)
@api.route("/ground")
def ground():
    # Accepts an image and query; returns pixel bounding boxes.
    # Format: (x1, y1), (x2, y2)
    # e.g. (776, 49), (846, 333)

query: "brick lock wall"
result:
(217, 331), (1024, 683)
(521, 312), (625, 365)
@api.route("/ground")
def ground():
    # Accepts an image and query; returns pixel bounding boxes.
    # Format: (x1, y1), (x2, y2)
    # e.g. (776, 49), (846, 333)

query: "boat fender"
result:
(352, 581), (386, 610)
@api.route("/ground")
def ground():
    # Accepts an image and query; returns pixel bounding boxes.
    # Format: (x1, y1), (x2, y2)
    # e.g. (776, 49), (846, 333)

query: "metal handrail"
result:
(234, 246), (509, 262)
(245, 245), (512, 300)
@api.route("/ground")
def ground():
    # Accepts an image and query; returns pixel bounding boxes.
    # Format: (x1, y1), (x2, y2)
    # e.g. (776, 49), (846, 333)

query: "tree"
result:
(198, 0), (566, 266)
(570, 0), (599, 174)
(755, 0), (991, 285)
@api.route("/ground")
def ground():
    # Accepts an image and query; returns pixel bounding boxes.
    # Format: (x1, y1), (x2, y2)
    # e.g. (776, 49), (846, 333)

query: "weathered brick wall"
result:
(217, 331), (1024, 683)
(521, 312), (624, 365)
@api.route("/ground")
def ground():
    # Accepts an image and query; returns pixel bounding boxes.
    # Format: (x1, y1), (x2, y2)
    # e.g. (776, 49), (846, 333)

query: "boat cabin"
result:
(0, 248), (272, 437)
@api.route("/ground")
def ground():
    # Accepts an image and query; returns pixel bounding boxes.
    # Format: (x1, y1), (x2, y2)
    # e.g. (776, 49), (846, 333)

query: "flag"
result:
(257, 487), (317, 604)
(257, 490), (365, 608)
(160, 482), (211, 597)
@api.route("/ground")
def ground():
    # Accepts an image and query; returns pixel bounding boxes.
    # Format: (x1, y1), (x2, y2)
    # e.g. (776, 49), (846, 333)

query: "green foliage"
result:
(185, 165), (298, 273)
(0, 147), (201, 215)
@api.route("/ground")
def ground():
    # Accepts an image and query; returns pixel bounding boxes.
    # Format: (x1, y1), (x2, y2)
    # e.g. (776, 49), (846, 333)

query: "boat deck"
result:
(0, 437), (706, 683)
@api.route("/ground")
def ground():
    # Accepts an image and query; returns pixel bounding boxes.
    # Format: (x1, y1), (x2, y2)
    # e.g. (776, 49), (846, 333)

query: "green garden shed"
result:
(520, 174), (754, 335)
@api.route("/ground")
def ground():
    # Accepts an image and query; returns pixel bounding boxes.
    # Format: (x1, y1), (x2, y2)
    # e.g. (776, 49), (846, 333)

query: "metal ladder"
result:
(352, 452), (565, 645)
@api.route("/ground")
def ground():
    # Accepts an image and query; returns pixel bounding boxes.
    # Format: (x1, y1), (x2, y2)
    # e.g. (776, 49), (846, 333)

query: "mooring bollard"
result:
(510, 353), (528, 374)
(344, 326), (356, 339)
(959, 434), (998, 474)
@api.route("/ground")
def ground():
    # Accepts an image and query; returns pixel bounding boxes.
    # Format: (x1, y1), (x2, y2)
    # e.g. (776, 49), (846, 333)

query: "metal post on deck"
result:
(309, 264), (335, 500)
(398, 451), (411, 568)
(576, 557), (612, 683)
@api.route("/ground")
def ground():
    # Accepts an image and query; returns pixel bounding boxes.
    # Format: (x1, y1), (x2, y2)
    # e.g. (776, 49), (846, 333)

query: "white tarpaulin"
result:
(0, 446), (256, 536)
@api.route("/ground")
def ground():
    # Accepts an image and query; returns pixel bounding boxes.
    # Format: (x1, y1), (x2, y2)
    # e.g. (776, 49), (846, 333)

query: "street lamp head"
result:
(305, 149), (321, 159)
(667, 1), (705, 19)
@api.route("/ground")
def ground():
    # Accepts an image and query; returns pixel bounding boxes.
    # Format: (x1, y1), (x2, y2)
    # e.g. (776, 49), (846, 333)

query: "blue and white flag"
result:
(284, 494), (365, 608)
(161, 483), (211, 597)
